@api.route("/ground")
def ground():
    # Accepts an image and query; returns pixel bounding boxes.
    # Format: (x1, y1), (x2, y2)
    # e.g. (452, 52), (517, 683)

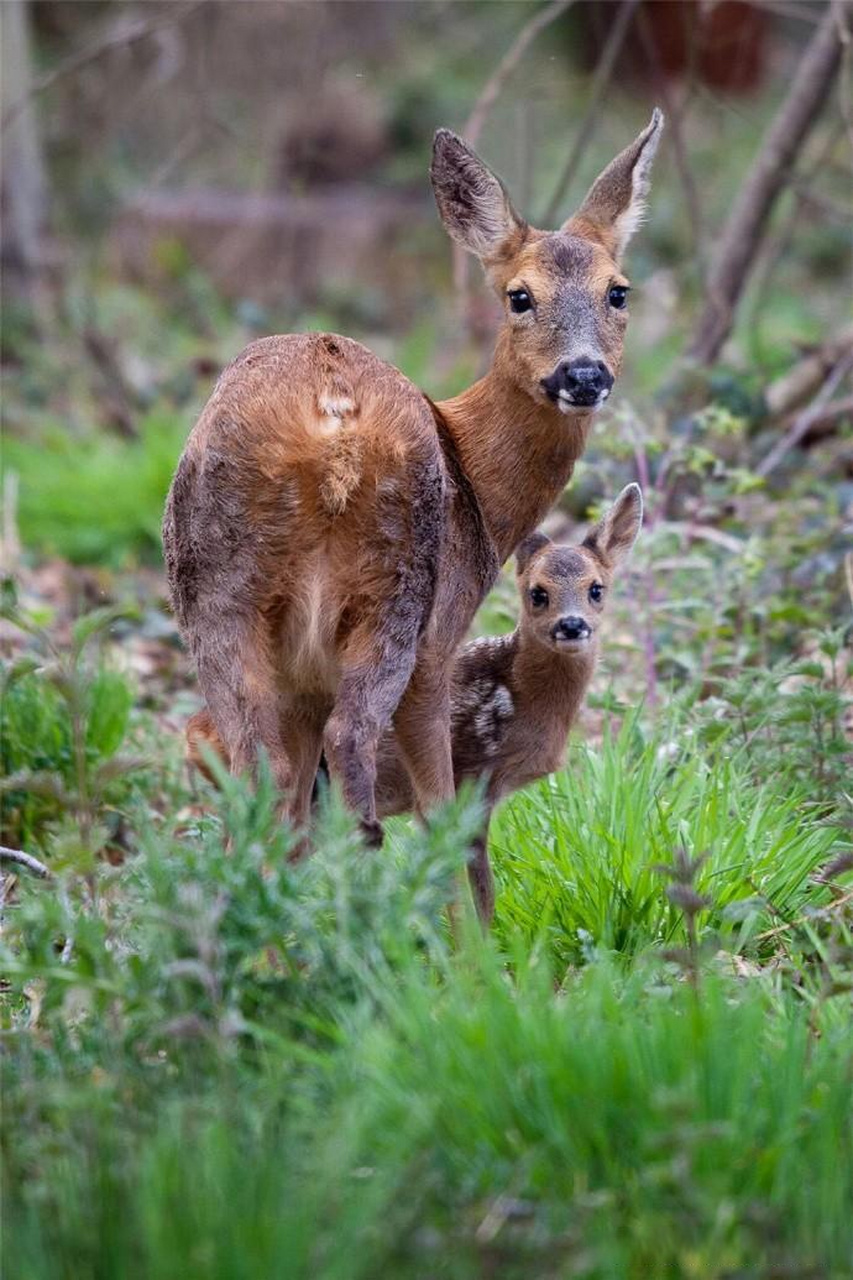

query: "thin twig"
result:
(454, 0), (576, 331)
(1, 1), (205, 133)
(833, 0), (853, 164)
(785, 394), (853, 442)
(541, 0), (641, 225)
(756, 351), (853, 478)
(463, 0), (575, 149)
(0, 846), (51, 880)
(753, 887), (853, 945)
(764, 323), (853, 417)
(635, 5), (705, 274)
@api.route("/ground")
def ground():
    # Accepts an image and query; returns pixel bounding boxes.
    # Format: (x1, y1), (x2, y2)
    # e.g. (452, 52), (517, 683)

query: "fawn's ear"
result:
(583, 484), (643, 570)
(564, 109), (663, 261)
(515, 531), (551, 575)
(431, 129), (527, 262)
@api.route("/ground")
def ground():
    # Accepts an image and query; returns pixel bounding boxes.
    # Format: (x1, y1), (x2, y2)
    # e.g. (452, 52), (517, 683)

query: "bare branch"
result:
(463, 0), (575, 149)
(0, 845), (51, 880)
(635, 7), (704, 273)
(756, 350), (853, 478)
(688, 0), (852, 365)
(764, 325), (853, 417)
(453, 0), (576, 335)
(541, 0), (641, 225)
(792, 394), (853, 442)
(1, 1), (205, 134)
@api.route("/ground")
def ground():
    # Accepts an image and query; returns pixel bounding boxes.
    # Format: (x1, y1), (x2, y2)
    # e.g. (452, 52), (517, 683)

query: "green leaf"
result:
(86, 670), (133, 758)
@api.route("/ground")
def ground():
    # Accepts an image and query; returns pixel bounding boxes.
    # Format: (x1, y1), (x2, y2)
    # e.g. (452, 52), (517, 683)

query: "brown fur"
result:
(163, 117), (662, 910)
(187, 487), (642, 923)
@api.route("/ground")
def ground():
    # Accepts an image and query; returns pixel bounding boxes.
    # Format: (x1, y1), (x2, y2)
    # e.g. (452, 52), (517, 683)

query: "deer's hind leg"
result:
(323, 617), (420, 846)
(193, 612), (297, 805)
(277, 697), (329, 858)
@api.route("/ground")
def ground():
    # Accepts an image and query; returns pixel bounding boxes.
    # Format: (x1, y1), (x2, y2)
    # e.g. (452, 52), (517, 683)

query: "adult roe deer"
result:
(163, 112), (662, 917)
(187, 485), (643, 922)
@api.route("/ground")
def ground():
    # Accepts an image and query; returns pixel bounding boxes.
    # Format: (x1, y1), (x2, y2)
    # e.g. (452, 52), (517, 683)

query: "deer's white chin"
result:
(556, 388), (610, 414)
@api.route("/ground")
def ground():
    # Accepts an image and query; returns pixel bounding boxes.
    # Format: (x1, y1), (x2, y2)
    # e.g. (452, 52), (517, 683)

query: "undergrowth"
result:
(3, 598), (853, 1278)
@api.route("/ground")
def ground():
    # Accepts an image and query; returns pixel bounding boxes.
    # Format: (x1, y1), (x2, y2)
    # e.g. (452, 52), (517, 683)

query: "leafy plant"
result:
(1, 587), (145, 858)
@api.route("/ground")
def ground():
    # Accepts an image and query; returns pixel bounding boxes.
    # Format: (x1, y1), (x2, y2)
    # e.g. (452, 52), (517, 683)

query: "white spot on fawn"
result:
(473, 682), (514, 755)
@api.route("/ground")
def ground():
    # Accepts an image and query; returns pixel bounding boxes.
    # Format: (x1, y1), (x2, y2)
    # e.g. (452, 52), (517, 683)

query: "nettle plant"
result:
(1, 580), (144, 863)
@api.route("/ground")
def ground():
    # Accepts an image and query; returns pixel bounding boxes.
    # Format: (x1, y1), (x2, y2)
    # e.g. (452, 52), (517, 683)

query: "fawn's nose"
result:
(552, 615), (592, 643)
(543, 359), (614, 408)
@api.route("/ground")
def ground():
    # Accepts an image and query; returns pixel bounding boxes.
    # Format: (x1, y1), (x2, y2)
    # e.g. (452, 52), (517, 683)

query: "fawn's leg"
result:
(323, 622), (420, 847)
(467, 818), (495, 926)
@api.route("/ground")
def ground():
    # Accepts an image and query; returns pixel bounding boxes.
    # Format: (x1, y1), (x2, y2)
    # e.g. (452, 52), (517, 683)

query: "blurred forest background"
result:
(3, 4), (853, 1277)
(2, 0), (851, 652)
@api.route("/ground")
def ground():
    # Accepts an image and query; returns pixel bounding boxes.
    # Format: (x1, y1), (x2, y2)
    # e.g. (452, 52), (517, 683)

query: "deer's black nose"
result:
(542, 359), (614, 407)
(552, 615), (592, 642)
(563, 360), (612, 403)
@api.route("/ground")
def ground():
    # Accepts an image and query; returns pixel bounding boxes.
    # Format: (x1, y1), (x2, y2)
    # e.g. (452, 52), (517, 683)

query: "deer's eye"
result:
(589, 582), (604, 603)
(530, 585), (549, 608)
(608, 286), (629, 310)
(508, 289), (533, 314)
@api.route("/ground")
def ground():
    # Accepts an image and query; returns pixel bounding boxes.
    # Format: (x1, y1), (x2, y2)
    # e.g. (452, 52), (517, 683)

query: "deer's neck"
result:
(435, 343), (593, 562)
(512, 633), (597, 728)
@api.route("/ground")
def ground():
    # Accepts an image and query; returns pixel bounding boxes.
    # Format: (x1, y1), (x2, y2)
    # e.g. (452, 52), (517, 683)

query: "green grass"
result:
(4, 711), (853, 1279)
(3, 410), (189, 566)
(491, 714), (844, 969)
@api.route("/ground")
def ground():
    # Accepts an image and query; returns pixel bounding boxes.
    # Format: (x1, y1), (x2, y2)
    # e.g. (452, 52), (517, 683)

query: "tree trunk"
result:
(1, 0), (47, 303)
(687, 1), (851, 366)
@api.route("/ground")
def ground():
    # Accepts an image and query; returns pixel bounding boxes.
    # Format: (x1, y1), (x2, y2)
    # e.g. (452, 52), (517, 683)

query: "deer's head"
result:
(431, 112), (663, 413)
(515, 484), (643, 654)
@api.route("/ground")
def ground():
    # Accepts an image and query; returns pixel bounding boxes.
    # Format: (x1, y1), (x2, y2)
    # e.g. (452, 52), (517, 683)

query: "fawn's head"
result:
(515, 484), (643, 653)
(431, 112), (662, 412)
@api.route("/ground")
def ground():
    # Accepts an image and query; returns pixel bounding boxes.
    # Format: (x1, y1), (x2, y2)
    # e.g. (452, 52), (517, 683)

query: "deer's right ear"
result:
(431, 129), (527, 261)
(515, 532), (551, 575)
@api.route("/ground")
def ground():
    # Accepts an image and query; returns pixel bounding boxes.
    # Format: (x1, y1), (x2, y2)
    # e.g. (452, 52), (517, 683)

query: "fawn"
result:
(187, 484), (643, 922)
(163, 112), (662, 920)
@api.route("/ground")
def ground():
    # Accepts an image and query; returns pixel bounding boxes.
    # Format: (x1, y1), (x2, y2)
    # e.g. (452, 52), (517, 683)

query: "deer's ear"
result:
(565, 109), (663, 260)
(431, 129), (527, 261)
(583, 484), (643, 569)
(515, 531), (551, 575)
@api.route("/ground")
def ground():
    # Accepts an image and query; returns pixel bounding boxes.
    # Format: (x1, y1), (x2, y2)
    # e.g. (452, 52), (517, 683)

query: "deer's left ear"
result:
(565, 109), (663, 261)
(583, 484), (643, 569)
(516, 531), (551, 575)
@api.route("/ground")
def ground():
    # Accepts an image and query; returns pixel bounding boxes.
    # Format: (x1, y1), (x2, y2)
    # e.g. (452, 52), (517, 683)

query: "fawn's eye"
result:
(508, 289), (533, 314)
(608, 285), (629, 310)
(589, 582), (604, 603)
(530, 585), (549, 608)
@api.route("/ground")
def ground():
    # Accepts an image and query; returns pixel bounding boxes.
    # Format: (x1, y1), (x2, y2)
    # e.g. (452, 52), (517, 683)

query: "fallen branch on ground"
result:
(756, 350), (853, 478)
(764, 325), (853, 418)
(1, 845), (51, 880)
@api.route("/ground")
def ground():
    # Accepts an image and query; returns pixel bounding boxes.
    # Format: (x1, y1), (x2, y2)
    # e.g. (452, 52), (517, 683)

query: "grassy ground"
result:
(3, 276), (852, 1273)
(3, 50), (853, 1277)
(2, 619), (852, 1277)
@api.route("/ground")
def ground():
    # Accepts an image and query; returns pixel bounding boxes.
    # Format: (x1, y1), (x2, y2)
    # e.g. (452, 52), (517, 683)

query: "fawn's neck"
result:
(435, 337), (593, 562)
(512, 631), (598, 729)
